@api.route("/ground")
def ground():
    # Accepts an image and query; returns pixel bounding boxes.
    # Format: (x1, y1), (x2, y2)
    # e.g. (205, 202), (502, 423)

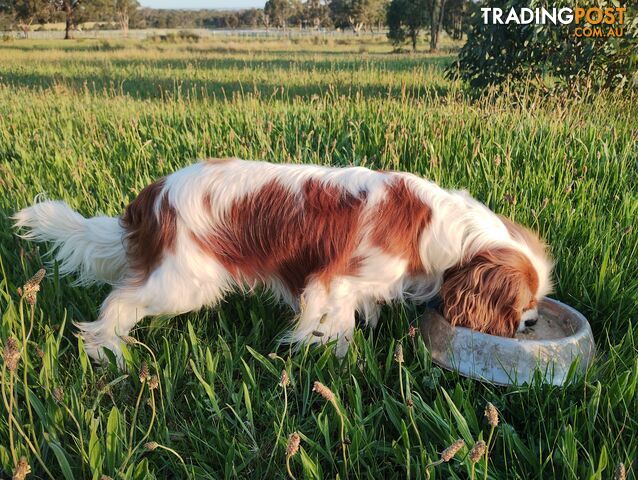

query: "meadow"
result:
(0, 33), (637, 479)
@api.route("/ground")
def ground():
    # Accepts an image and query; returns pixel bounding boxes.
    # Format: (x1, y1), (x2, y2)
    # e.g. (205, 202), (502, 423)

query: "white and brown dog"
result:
(15, 159), (552, 363)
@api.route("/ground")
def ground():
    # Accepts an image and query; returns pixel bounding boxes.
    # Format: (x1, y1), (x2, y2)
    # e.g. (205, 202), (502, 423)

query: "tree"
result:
(329, 0), (386, 33)
(303, 0), (330, 29)
(224, 12), (239, 28)
(114, 0), (137, 37)
(48, 0), (89, 39)
(12, 0), (53, 37)
(387, 0), (427, 51)
(451, 0), (637, 91)
(264, 0), (293, 28)
(238, 8), (264, 28)
(427, 0), (448, 51)
(442, 0), (468, 40)
(366, 0), (386, 31)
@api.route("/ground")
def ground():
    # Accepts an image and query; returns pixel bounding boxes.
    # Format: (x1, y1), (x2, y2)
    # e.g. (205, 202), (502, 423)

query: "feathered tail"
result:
(13, 199), (127, 285)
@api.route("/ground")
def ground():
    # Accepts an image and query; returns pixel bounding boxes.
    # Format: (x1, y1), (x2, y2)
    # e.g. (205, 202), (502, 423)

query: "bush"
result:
(147, 30), (202, 43)
(450, 0), (637, 91)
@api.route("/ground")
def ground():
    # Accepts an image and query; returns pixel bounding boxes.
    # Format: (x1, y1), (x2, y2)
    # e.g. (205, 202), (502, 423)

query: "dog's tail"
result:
(13, 199), (127, 285)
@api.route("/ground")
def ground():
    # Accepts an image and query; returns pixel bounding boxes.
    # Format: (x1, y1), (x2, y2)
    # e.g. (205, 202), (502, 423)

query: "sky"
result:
(139, 0), (266, 9)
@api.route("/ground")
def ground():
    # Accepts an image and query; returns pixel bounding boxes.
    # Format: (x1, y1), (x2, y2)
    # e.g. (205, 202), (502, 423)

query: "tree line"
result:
(0, 0), (139, 38)
(263, 0), (473, 50)
(0, 0), (474, 51)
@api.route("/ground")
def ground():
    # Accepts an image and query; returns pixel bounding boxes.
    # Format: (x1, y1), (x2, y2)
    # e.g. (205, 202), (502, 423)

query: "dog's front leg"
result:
(291, 278), (357, 358)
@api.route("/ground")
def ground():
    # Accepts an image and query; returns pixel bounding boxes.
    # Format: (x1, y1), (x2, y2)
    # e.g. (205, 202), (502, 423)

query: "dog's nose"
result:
(524, 318), (538, 327)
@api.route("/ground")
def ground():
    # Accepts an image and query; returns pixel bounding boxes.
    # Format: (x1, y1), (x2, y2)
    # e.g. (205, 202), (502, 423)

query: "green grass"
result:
(0, 35), (637, 479)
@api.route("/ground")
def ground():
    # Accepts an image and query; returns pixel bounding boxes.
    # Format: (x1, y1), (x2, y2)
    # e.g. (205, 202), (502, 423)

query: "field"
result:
(0, 33), (637, 479)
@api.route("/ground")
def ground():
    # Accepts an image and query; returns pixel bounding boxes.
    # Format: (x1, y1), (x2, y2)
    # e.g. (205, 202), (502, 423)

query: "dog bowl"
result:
(419, 298), (595, 386)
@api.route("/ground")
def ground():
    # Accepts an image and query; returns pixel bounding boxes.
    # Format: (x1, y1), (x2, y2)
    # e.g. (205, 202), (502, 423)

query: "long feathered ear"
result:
(440, 248), (538, 337)
(497, 215), (550, 261)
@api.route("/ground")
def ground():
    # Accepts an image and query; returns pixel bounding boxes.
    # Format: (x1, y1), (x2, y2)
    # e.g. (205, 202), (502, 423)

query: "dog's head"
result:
(440, 241), (552, 336)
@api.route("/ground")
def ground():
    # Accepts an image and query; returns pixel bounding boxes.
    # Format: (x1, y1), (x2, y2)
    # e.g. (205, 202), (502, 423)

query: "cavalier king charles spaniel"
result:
(15, 159), (552, 363)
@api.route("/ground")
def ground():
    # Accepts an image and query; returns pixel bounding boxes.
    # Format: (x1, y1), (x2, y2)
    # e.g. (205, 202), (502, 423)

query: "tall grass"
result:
(0, 36), (636, 479)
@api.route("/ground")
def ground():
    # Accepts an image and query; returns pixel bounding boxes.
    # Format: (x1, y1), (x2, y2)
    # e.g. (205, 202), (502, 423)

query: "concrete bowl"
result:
(419, 297), (595, 386)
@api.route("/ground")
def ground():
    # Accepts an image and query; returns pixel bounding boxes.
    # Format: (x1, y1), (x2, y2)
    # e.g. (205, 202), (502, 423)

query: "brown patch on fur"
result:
(498, 215), (549, 262)
(193, 178), (366, 295)
(120, 178), (177, 281)
(440, 247), (539, 337)
(370, 176), (432, 274)
(525, 298), (538, 311)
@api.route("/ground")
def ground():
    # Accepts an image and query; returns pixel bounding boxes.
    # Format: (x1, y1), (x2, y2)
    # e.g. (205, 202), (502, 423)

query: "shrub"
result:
(147, 30), (202, 43)
(450, 0), (637, 91)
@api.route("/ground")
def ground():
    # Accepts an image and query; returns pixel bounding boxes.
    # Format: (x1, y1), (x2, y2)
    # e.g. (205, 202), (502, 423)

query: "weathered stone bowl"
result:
(419, 298), (595, 386)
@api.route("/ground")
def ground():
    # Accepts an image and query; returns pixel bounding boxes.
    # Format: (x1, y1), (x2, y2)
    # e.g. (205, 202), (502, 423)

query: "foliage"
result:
(10, 0), (54, 36)
(452, 0), (638, 91)
(264, 0), (297, 28)
(387, 0), (429, 50)
(301, 0), (332, 28)
(114, 0), (138, 35)
(112, 8), (265, 30)
(329, 0), (387, 32)
(442, 0), (472, 40)
(387, 0), (462, 50)
(426, 0), (449, 51)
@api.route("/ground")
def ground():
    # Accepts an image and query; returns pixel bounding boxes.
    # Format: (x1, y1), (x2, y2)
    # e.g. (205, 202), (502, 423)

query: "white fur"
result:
(13, 199), (127, 286)
(519, 307), (540, 332)
(14, 159), (552, 366)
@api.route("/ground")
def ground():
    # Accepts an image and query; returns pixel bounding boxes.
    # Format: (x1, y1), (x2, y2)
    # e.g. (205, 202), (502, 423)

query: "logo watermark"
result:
(481, 6), (627, 37)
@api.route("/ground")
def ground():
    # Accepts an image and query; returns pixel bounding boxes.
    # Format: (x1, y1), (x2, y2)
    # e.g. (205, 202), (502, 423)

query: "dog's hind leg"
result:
(77, 252), (232, 367)
(76, 287), (149, 366)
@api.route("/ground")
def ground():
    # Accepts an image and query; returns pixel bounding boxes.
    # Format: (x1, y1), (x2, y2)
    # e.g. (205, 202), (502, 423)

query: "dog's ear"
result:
(498, 214), (550, 261)
(440, 248), (538, 336)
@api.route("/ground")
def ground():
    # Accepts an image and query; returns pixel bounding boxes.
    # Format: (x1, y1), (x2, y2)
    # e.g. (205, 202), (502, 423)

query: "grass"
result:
(0, 34), (637, 479)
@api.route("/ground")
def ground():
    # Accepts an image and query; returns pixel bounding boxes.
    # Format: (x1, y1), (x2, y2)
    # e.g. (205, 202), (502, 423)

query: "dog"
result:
(14, 159), (552, 364)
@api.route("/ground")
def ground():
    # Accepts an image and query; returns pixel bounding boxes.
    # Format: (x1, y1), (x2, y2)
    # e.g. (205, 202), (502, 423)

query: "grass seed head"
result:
(22, 268), (45, 305)
(408, 325), (418, 338)
(99, 476), (114, 480)
(3, 337), (20, 372)
(286, 432), (301, 458)
(485, 402), (499, 427)
(53, 386), (64, 403)
(469, 441), (486, 462)
(145, 441), (159, 451)
(280, 369), (290, 388)
(148, 375), (159, 390)
(12, 456), (30, 480)
(312, 381), (334, 402)
(615, 462), (626, 480)
(394, 343), (404, 363)
(139, 361), (149, 382)
(441, 439), (465, 462)
(121, 335), (138, 345)
(503, 193), (517, 205)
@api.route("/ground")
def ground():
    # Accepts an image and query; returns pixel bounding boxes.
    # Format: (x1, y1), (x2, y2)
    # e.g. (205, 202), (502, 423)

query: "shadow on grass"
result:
(0, 40), (460, 57)
(105, 54), (455, 73)
(0, 69), (453, 101)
